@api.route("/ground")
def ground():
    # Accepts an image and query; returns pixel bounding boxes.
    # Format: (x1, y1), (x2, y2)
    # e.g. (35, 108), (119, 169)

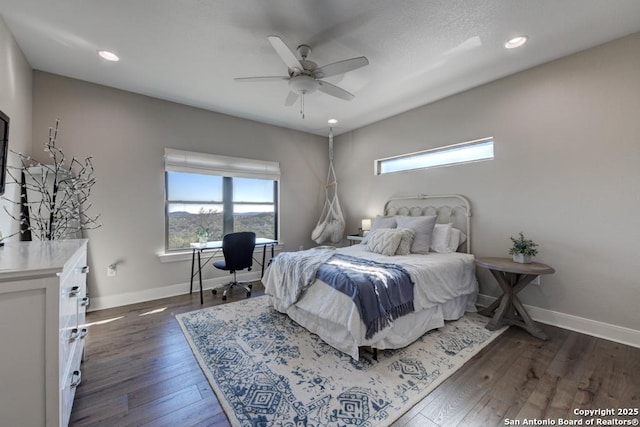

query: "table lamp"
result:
(361, 218), (372, 236)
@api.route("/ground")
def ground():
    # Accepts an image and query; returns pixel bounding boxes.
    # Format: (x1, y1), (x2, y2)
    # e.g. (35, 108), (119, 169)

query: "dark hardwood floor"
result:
(70, 283), (640, 426)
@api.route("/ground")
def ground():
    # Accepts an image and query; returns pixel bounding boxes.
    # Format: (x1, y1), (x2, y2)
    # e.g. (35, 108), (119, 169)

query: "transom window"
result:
(375, 137), (494, 175)
(164, 149), (279, 251)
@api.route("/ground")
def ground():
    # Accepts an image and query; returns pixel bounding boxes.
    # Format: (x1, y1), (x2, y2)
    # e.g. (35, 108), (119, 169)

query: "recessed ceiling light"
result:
(504, 36), (528, 49)
(98, 50), (120, 62)
(328, 119), (338, 125)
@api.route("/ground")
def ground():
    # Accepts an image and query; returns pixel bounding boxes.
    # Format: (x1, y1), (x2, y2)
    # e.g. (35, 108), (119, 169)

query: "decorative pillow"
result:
(395, 228), (415, 256)
(395, 215), (438, 254)
(364, 228), (403, 256)
(430, 223), (453, 253)
(448, 228), (468, 252)
(361, 215), (397, 245)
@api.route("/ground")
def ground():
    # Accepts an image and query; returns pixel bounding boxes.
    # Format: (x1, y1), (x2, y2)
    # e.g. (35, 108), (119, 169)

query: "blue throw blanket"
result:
(316, 254), (415, 339)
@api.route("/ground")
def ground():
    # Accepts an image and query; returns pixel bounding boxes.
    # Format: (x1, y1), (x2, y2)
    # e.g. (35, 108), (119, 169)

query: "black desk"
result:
(189, 238), (278, 304)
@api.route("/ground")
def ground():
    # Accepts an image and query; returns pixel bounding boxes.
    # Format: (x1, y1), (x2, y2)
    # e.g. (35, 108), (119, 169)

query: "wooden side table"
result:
(476, 257), (555, 340)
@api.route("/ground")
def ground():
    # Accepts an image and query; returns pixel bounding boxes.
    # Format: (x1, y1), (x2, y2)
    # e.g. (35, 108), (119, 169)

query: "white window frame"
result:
(163, 148), (280, 252)
(375, 137), (494, 175)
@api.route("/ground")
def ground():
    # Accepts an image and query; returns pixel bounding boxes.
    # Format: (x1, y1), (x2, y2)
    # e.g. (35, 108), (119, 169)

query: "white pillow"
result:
(448, 228), (468, 252)
(430, 223), (453, 253)
(395, 215), (437, 254)
(364, 228), (403, 256)
(395, 228), (415, 256)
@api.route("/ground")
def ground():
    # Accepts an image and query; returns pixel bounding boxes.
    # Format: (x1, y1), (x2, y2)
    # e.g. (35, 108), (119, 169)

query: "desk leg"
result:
(197, 251), (203, 305)
(261, 245), (268, 277)
(190, 249), (196, 294)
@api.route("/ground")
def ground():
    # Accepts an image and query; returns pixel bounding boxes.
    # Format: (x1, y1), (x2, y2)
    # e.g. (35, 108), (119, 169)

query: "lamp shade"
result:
(361, 218), (372, 231)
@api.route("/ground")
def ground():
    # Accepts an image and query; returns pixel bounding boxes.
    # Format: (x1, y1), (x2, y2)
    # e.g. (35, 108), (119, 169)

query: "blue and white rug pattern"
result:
(176, 296), (505, 427)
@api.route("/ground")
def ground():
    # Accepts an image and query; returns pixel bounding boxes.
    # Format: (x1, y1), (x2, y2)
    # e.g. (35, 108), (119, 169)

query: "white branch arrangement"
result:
(3, 120), (101, 240)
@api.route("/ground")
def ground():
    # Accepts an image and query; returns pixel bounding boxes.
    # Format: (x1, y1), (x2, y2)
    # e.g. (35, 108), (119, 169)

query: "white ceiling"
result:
(1, 0), (640, 136)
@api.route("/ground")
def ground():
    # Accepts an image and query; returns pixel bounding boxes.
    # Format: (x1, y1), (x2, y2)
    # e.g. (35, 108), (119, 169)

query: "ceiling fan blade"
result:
(315, 56), (369, 78)
(234, 76), (289, 83)
(267, 35), (303, 72)
(284, 91), (299, 106)
(317, 81), (354, 101)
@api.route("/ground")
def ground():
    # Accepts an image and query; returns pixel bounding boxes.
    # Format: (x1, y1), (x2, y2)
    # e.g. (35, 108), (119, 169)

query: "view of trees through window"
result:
(166, 172), (277, 250)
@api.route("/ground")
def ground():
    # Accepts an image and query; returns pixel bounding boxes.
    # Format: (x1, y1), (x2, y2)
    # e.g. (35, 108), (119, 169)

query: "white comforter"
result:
(263, 245), (479, 359)
(262, 245), (336, 309)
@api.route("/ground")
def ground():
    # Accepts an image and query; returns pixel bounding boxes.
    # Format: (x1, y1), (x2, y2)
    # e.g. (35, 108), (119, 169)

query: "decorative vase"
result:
(198, 235), (207, 244)
(513, 253), (532, 264)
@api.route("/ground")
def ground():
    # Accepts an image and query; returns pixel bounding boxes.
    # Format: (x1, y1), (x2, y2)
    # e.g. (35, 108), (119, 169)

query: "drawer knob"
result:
(69, 328), (80, 342)
(81, 296), (90, 307)
(69, 286), (80, 297)
(81, 266), (90, 274)
(70, 370), (82, 388)
(80, 328), (88, 339)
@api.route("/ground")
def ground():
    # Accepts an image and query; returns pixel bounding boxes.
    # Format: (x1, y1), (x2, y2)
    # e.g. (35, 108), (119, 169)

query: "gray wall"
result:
(32, 72), (327, 308)
(0, 16), (32, 238)
(10, 16), (640, 341)
(334, 33), (640, 335)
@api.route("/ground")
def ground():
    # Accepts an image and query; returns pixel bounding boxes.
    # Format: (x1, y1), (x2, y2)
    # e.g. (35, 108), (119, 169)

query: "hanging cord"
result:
(311, 127), (345, 243)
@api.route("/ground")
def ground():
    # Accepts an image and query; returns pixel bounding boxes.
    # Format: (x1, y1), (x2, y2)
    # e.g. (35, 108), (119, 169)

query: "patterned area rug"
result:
(176, 296), (506, 427)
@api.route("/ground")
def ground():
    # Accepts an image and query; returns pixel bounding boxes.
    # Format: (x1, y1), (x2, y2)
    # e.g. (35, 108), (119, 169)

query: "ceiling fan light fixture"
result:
(504, 36), (528, 49)
(98, 50), (120, 61)
(328, 119), (338, 125)
(288, 75), (318, 95)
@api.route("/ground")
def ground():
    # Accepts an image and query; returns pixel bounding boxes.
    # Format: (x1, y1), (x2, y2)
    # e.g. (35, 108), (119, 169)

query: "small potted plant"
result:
(196, 228), (209, 244)
(508, 232), (538, 263)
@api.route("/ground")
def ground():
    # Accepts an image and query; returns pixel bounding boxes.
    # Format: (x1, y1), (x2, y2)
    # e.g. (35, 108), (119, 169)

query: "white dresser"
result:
(0, 239), (89, 427)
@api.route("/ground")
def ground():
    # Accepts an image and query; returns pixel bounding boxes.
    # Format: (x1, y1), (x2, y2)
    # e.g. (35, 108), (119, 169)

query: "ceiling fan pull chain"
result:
(300, 93), (305, 119)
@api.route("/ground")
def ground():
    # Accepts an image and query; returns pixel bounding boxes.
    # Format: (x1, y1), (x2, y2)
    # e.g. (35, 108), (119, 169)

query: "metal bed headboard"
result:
(383, 194), (472, 254)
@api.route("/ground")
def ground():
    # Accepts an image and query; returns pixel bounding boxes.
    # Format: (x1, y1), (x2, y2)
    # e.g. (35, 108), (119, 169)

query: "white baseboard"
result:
(88, 271), (262, 311)
(476, 294), (640, 348)
(91, 287), (639, 348)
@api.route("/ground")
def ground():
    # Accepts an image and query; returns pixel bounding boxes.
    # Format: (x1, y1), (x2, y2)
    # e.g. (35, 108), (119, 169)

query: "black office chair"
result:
(212, 231), (256, 301)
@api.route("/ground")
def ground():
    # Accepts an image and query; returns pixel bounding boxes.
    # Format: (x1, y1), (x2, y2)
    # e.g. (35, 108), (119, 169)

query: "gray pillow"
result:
(371, 215), (397, 231)
(395, 215), (438, 254)
(361, 215), (397, 245)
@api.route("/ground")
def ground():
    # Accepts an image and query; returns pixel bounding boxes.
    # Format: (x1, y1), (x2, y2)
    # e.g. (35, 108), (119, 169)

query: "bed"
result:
(263, 194), (479, 360)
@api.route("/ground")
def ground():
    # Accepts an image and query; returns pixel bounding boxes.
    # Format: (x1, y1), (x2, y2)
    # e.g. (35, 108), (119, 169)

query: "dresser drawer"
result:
(60, 343), (83, 427)
(59, 324), (87, 383)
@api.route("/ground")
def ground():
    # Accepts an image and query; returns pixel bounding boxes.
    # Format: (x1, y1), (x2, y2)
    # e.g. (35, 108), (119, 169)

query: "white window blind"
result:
(164, 148), (280, 180)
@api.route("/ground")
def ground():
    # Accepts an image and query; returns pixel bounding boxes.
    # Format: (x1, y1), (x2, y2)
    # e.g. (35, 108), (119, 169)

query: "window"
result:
(164, 149), (279, 251)
(375, 137), (494, 175)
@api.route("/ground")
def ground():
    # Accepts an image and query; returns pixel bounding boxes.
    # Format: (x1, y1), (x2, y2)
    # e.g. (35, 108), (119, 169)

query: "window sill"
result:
(157, 250), (197, 263)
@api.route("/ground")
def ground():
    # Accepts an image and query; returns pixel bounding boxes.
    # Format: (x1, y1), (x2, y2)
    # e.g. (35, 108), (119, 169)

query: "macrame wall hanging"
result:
(311, 128), (345, 244)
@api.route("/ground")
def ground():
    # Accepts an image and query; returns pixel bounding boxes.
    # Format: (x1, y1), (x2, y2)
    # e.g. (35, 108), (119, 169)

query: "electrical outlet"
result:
(107, 265), (117, 277)
(531, 276), (540, 285)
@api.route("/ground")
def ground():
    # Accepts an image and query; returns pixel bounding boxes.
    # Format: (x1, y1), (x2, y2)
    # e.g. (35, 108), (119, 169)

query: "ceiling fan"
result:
(235, 35), (369, 116)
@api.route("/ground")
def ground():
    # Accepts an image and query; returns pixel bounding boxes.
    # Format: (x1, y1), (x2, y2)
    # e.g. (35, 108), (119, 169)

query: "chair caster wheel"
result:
(212, 289), (217, 295)
(246, 291), (251, 298)
(222, 295), (227, 301)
